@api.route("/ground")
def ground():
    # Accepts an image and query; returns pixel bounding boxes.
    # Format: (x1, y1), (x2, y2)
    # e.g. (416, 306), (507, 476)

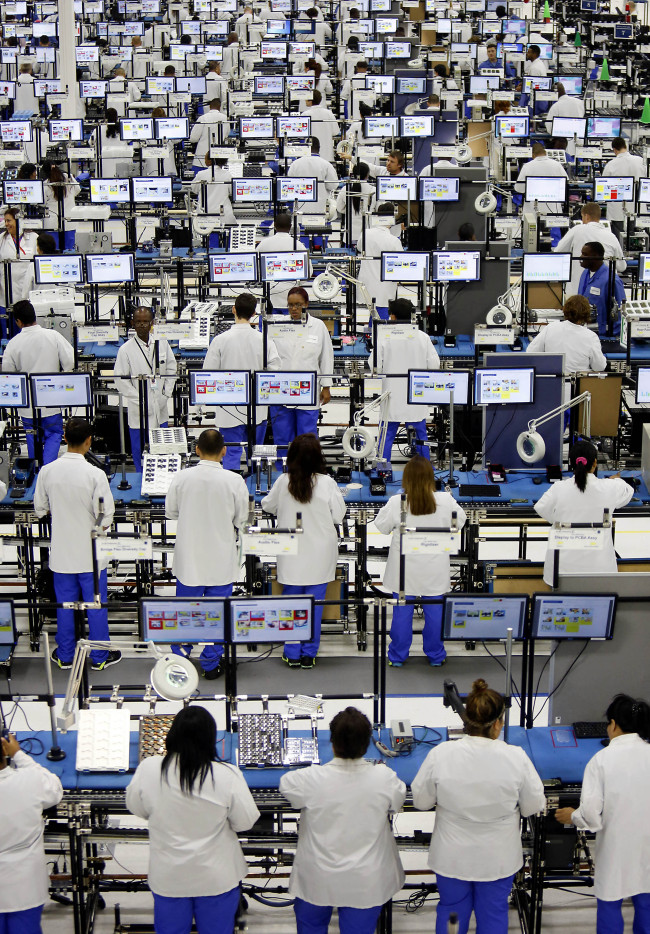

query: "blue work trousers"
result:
(294, 897), (382, 934)
(152, 886), (241, 934)
(389, 597), (445, 665)
(171, 581), (233, 671)
(21, 413), (63, 465)
(220, 422), (267, 471)
(0, 906), (44, 934)
(281, 582), (327, 660)
(53, 569), (109, 665)
(269, 406), (319, 461)
(130, 422), (168, 472)
(597, 894), (650, 934)
(378, 419), (429, 463)
(435, 873), (515, 934)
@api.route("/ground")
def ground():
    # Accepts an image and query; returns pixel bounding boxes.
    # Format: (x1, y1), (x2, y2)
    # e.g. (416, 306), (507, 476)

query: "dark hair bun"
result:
(471, 678), (489, 693)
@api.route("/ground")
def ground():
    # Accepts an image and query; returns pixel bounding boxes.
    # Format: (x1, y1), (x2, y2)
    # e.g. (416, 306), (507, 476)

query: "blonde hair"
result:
(402, 455), (436, 516)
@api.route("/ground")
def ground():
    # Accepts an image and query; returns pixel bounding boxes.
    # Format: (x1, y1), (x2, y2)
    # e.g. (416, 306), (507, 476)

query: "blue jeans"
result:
(378, 419), (429, 463)
(597, 894), (650, 934)
(220, 422), (267, 470)
(435, 873), (515, 934)
(281, 582), (327, 660)
(170, 581), (233, 671)
(294, 898), (382, 934)
(269, 406), (319, 461)
(0, 906), (43, 934)
(130, 422), (168, 472)
(21, 413), (63, 465)
(389, 596), (445, 665)
(53, 569), (109, 665)
(152, 886), (241, 934)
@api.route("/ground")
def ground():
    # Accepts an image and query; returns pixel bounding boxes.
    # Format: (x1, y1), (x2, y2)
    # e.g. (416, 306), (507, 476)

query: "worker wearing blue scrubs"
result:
(577, 241), (626, 337)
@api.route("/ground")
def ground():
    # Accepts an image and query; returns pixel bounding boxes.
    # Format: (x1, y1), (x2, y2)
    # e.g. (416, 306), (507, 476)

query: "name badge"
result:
(590, 287), (601, 296)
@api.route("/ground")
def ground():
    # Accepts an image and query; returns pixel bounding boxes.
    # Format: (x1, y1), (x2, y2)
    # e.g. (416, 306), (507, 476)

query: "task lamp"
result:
(475, 184), (511, 215)
(342, 390), (391, 460)
(312, 263), (375, 311)
(485, 277), (522, 327)
(516, 390), (591, 464)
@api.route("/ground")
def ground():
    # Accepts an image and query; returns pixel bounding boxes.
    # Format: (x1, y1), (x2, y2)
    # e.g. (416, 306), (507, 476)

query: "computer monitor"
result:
(276, 177), (317, 202)
(371, 0), (391, 10)
(34, 79), (62, 96)
(470, 75), (500, 92)
(3, 180), (43, 204)
(638, 255), (650, 286)
(289, 41), (316, 56)
(376, 175), (418, 201)
(524, 176), (567, 204)
(587, 116), (621, 139)
(419, 176), (460, 202)
(364, 74), (394, 94)
(0, 120), (32, 142)
(381, 251), (430, 282)
(145, 76), (175, 95)
(451, 42), (479, 57)
(442, 594), (528, 640)
(36, 47), (56, 64)
(276, 116), (311, 138)
(550, 116), (586, 140)
(255, 370), (317, 407)
(286, 75), (315, 91)
(30, 373), (93, 408)
(375, 15), (399, 32)
(614, 23), (633, 39)
(555, 75), (583, 95)
(254, 75), (285, 96)
(474, 368), (535, 405)
(636, 365), (650, 401)
(175, 77), (207, 95)
(594, 176), (634, 203)
(34, 254), (83, 286)
(385, 40), (411, 58)
(529, 41), (553, 59)
(79, 80), (107, 98)
(260, 251), (309, 281)
(0, 373), (28, 408)
(638, 179), (650, 204)
(230, 595), (314, 644)
(261, 40), (288, 58)
(531, 593), (617, 639)
(239, 116), (275, 140)
(49, 118), (84, 142)
(431, 251), (481, 282)
(504, 18), (527, 34)
(364, 116), (399, 138)
(155, 117), (190, 140)
(397, 76), (427, 94)
(580, 0), (597, 9)
(140, 597), (226, 644)
(400, 115), (434, 138)
(120, 118), (154, 141)
(266, 17), (291, 35)
(76, 44), (100, 63)
(132, 177), (173, 203)
(494, 115), (529, 139)
(189, 370), (250, 407)
(0, 600), (16, 647)
(89, 178), (130, 204)
(523, 75), (552, 92)
(522, 252), (572, 282)
(408, 369), (471, 405)
(86, 253), (135, 284)
(359, 40), (384, 58)
(231, 178), (273, 202)
(208, 252), (258, 283)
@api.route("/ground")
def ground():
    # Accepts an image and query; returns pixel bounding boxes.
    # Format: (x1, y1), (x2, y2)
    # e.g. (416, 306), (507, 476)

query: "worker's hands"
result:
(320, 387), (331, 406)
(554, 807), (576, 825)
(609, 472), (621, 479)
(339, 151), (352, 162)
(1, 733), (20, 758)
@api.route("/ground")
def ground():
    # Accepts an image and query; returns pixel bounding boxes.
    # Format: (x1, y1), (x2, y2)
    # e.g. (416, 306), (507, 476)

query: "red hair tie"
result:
(575, 457), (588, 465)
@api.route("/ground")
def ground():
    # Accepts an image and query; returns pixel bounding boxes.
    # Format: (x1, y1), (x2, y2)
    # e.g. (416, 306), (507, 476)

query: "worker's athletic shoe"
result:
(282, 653), (301, 668)
(50, 648), (73, 670)
(300, 655), (316, 669)
(91, 651), (122, 671)
(387, 659), (403, 667)
(429, 658), (447, 668)
(202, 662), (224, 680)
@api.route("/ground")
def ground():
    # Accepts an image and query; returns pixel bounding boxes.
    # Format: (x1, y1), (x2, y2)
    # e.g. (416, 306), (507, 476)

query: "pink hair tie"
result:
(575, 457), (588, 465)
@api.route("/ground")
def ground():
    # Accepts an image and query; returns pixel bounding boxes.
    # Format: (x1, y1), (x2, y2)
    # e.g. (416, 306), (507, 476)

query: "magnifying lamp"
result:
(485, 277), (521, 327)
(151, 653), (199, 702)
(341, 391), (391, 460)
(192, 217), (220, 236)
(312, 263), (374, 309)
(474, 184), (511, 215)
(516, 391), (592, 465)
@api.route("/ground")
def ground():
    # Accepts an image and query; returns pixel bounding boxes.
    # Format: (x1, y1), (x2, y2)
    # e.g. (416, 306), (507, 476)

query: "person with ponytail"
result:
(534, 439), (633, 586)
(556, 694), (650, 933)
(412, 679), (545, 934)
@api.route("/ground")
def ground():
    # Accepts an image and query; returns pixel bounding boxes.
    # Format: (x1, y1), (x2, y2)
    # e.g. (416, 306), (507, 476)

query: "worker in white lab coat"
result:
(189, 99), (228, 167)
(523, 44), (548, 76)
(2, 299), (74, 464)
(515, 143), (568, 215)
(526, 295), (606, 373)
(279, 706), (406, 933)
(545, 83), (585, 133)
(190, 155), (236, 224)
(262, 434), (346, 666)
(113, 307), (177, 471)
(267, 287), (333, 456)
(126, 706), (260, 934)
(34, 417), (119, 671)
(555, 693), (650, 934)
(534, 439), (633, 586)
(0, 733), (63, 934)
(287, 137), (339, 215)
(256, 213), (309, 312)
(375, 456), (466, 667)
(602, 137), (646, 241)
(304, 89), (338, 163)
(336, 163), (374, 246)
(0, 209), (39, 337)
(412, 678), (546, 934)
(357, 206), (403, 318)
(554, 202), (626, 296)
(373, 299), (440, 463)
(165, 429), (249, 678)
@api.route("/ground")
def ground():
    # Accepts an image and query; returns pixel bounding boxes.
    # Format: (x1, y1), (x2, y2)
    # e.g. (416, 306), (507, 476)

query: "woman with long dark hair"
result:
(262, 433), (346, 668)
(126, 706), (259, 934)
(336, 161), (374, 245)
(40, 160), (79, 232)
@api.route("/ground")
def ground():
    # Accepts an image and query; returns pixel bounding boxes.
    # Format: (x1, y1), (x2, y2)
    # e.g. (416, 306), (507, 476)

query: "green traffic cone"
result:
(574, 30), (582, 46)
(600, 57), (610, 81)
(542, 0), (551, 18)
(641, 96), (650, 124)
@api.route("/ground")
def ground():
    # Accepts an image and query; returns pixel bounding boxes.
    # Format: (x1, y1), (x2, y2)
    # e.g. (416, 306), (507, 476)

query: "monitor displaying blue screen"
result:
(140, 598), (226, 643)
(443, 594), (528, 640)
(531, 593), (617, 639)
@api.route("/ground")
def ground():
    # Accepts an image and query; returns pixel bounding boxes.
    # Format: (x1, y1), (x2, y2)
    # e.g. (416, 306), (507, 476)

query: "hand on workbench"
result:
(554, 807), (576, 825)
(1, 734), (20, 758)
(320, 387), (331, 406)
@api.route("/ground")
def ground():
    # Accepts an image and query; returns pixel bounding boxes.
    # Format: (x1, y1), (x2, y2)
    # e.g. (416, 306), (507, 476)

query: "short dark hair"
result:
(37, 232), (58, 255)
(495, 4), (506, 14)
(65, 417), (92, 448)
(287, 286), (309, 304)
(389, 298), (415, 322)
(528, 44), (540, 56)
(612, 136), (627, 151)
(377, 202), (395, 217)
(13, 300), (36, 325)
(329, 707), (372, 758)
(134, 306), (154, 321)
(388, 148), (404, 167)
(234, 292), (257, 319)
(310, 135), (320, 153)
(458, 222), (475, 240)
(275, 212), (292, 232)
(584, 240), (605, 259)
(196, 429), (225, 456)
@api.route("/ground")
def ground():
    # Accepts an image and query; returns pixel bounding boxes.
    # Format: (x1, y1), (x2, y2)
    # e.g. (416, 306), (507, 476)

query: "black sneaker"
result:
(91, 650), (122, 671)
(51, 648), (73, 670)
(202, 661), (224, 680)
(300, 655), (316, 669)
(282, 653), (301, 668)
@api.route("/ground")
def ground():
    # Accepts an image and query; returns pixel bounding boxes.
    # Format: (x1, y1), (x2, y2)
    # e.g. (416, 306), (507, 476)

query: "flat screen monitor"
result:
(49, 118), (84, 142)
(498, 41), (523, 54)
(86, 253), (135, 283)
(587, 116), (621, 139)
(190, 370), (250, 407)
(524, 176), (567, 204)
(145, 77), (175, 95)
(375, 16), (399, 32)
(504, 18), (527, 34)
(432, 250), (481, 282)
(638, 179), (650, 204)
(397, 76), (427, 94)
(442, 594), (528, 640)
(266, 18), (291, 35)
(551, 116), (586, 140)
(614, 23), (633, 39)
(34, 254), (83, 285)
(451, 42), (479, 57)
(594, 176), (634, 203)
(523, 75), (552, 92)
(381, 251), (430, 282)
(175, 77), (207, 95)
(132, 177), (173, 203)
(555, 75), (583, 96)
(231, 178), (272, 202)
(155, 117), (190, 140)
(231, 595), (314, 644)
(371, 0), (391, 9)
(531, 593), (617, 639)
(580, 0), (597, 8)
(254, 75), (285, 96)
(276, 176), (317, 202)
(494, 115), (529, 138)
(276, 116), (311, 138)
(364, 116), (399, 138)
(286, 75), (315, 91)
(80, 80), (107, 98)
(359, 41), (384, 58)
(260, 251), (309, 281)
(474, 368), (535, 405)
(239, 116), (275, 139)
(140, 597), (226, 644)
(408, 369), (471, 405)
(376, 175), (417, 201)
(638, 255), (650, 286)
(385, 40), (411, 58)
(3, 180), (43, 204)
(419, 176), (460, 202)
(0, 120), (32, 142)
(470, 75), (500, 92)
(400, 115), (434, 137)
(120, 118), (154, 141)
(89, 178), (131, 204)
(522, 252), (572, 282)
(34, 79), (62, 97)
(254, 370), (317, 407)
(289, 41), (316, 56)
(0, 373), (28, 408)
(0, 600), (16, 646)
(366, 75), (395, 94)
(36, 47), (57, 65)
(529, 42), (553, 59)
(636, 365), (650, 400)
(30, 372), (92, 408)
(208, 252), (258, 283)
(261, 40), (288, 58)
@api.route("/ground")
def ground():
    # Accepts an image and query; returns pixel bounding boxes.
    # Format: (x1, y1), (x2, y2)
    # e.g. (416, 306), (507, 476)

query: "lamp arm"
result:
(496, 275), (523, 309)
(353, 390), (391, 426)
(325, 263), (374, 310)
(528, 390), (591, 432)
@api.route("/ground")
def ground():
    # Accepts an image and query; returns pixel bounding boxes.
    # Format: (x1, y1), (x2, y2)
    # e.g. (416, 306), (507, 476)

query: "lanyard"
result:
(135, 338), (155, 374)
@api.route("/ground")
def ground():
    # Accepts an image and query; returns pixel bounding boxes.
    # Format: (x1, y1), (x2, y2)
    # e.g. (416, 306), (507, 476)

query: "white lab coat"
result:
(269, 313), (334, 410)
(375, 492), (467, 595)
(191, 166), (236, 224)
(165, 460), (249, 587)
(358, 226), (403, 309)
(203, 321), (280, 428)
(287, 154), (338, 214)
(545, 93), (585, 133)
(190, 110), (228, 165)
(526, 320), (606, 373)
(43, 175), (80, 231)
(602, 150), (647, 223)
(412, 735), (546, 881)
(571, 733), (650, 901)
(534, 473), (633, 585)
(515, 155), (568, 215)
(261, 473), (346, 584)
(126, 755), (260, 898)
(256, 231), (309, 309)
(279, 758), (406, 908)
(305, 105), (338, 163)
(143, 144), (177, 179)
(554, 221), (626, 296)
(336, 181), (374, 244)
(374, 328), (440, 424)
(0, 750), (63, 913)
(0, 230), (39, 308)
(221, 42), (240, 79)
(34, 452), (115, 573)
(2, 324), (74, 417)
(15, 73), (37, 112)
(113, 335), (177, 430)
(524, 57), (548, 76)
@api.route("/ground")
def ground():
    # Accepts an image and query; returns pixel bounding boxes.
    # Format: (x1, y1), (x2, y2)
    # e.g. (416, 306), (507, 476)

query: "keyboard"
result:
(459, 484), (501, 498)
(572, 721), (608, 740)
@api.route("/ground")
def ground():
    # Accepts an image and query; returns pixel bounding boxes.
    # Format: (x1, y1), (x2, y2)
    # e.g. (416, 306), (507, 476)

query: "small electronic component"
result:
(141, 453), (181, 496)
(238, 712), (284, 768)
(139, 714), (175, 760)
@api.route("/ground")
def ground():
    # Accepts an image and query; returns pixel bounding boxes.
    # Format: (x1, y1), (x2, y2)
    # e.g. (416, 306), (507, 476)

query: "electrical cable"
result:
(533, 642), (590, 723)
